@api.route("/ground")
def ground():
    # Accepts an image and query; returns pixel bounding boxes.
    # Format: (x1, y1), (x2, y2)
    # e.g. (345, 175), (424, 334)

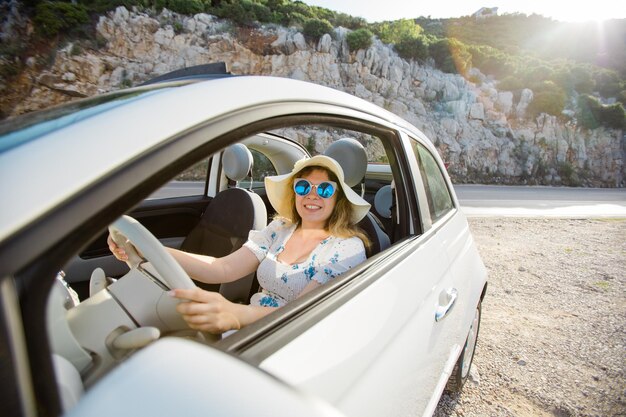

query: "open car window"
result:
(148, 157), (212, 199)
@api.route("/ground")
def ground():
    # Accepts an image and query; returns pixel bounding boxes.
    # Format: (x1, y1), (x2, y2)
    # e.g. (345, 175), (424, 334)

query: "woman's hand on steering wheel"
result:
(170, 288), (241, 334)
(107, 234), (129, 262)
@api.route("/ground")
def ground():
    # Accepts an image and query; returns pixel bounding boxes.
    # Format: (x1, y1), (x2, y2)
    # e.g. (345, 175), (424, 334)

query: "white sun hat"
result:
(265, 155), (371, 225)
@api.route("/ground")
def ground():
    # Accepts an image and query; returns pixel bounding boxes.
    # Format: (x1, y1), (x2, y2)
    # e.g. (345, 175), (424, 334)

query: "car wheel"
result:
(446, 301), (482, 392)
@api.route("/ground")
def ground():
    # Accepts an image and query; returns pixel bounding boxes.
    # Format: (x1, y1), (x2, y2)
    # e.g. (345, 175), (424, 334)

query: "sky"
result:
(302, 0), (626, 23)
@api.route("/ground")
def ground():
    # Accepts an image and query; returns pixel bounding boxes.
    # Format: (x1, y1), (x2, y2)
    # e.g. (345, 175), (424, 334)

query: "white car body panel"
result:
(66, 338), (345, 417)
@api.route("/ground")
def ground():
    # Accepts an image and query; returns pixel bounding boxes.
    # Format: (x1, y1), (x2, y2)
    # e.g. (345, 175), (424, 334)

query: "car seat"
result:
(373, 183), (396, 240)
(324, 139), (390, 257)
(180, 143), (267, 303)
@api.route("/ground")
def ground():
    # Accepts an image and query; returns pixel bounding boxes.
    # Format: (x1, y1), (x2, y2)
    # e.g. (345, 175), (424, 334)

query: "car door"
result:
(231, 129), (462, 417)
(407, 135), (472, 413)
(411, 136), (488, 389)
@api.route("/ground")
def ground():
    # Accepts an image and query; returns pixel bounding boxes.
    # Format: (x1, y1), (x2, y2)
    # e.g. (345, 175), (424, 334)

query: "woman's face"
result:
(294, 168), (337, 229)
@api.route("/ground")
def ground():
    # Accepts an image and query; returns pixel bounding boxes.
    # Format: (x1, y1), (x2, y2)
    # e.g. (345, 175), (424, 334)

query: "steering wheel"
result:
(108, 215), (195, 290)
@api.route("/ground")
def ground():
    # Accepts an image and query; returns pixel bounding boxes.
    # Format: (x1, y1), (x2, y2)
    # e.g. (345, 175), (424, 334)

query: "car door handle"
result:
(435, 288), (458, 322)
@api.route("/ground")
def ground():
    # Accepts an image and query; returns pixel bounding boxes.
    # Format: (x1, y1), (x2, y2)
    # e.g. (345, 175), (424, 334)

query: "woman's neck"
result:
(298, 221), (328, 236)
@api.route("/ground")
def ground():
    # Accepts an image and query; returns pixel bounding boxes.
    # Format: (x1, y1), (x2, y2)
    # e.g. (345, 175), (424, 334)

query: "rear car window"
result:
(414, 142), (454, 222)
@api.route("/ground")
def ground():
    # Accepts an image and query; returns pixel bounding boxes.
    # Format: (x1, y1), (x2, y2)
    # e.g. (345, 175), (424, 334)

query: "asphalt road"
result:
(153, 181), (626, 218)
(454, 184), (626, 217)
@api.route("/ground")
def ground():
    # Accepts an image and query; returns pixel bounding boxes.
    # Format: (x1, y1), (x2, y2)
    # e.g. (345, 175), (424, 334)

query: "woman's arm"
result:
(170, 288), (276, 333)
(164, 246), (259, 284)
(108, 234), (259, 285)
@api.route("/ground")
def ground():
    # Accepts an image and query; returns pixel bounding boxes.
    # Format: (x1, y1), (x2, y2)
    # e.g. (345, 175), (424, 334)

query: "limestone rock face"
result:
(7, 7), (625, 187)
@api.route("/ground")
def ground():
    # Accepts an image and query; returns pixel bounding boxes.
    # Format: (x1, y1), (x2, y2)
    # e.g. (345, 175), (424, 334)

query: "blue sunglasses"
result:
(293, 178), (337, 199)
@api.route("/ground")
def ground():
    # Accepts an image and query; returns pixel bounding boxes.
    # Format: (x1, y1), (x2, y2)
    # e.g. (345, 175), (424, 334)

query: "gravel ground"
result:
(434, 217), (626, 417)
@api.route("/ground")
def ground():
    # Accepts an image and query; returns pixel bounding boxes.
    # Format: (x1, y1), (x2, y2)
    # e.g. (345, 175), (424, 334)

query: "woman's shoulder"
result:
(314, 235), (366, 271)
(265, 217), (295, 234)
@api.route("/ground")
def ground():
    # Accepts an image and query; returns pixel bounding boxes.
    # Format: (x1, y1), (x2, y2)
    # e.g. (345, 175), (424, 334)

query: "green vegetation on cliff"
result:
(2, 0), (625, 129)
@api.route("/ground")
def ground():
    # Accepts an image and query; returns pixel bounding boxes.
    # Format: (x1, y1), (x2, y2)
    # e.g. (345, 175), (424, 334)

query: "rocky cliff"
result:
(5, 7), (625, 187)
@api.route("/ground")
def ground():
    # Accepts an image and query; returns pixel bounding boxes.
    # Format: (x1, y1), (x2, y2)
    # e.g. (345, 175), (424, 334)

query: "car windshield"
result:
(0, 82), (188, 153)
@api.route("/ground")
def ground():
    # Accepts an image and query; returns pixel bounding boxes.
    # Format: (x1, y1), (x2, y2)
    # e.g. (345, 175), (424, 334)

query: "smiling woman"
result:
(106, 153), (372, 332)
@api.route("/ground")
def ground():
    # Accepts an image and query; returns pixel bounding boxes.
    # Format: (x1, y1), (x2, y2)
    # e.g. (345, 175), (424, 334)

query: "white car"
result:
(0, 75), (487, 417)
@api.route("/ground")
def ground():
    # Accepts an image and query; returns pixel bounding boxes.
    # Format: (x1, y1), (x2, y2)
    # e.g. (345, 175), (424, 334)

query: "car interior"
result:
(47, 121), (416, 413)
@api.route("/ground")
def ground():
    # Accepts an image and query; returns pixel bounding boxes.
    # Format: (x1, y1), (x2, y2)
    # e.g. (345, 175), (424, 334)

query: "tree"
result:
(577, 94), (625, 129)
(429, 38), (471, 75)
(167, 0), (205, 15)
(302, 18), (333, 40)
(34, 1), (89, 37)
(599, 102), (626, 129)
(527, 81), (566, 118)
(594, 69), (622, 98)
(373, 18), (422, 45)
(577, 94), (602, 129)
(346, 28), (373, 51)
(395, 35), (429, 61)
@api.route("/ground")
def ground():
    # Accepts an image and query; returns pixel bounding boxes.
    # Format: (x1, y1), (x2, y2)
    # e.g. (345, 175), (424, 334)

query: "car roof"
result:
(0, 76), (416, 242)
(138, 62), (233, 86)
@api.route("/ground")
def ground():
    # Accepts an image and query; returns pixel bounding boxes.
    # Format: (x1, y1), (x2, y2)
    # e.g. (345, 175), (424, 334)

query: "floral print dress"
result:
(243, 219), (367, 308)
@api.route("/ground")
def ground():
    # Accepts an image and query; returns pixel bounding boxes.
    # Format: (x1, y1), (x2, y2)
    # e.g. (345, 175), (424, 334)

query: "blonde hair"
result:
(276, 166), (371, 249)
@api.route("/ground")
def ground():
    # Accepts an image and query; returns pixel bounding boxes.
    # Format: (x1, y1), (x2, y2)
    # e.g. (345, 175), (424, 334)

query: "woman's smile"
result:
(304, 203), (322, 210)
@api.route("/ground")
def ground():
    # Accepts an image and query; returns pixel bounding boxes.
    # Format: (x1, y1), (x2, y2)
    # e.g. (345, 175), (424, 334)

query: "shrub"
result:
(280, 0), (313, 19)
(302, 18), (333, 41)
(34, 1), (89, 37)
(525, 65), (554, 84)
(558, 161), (574, 178)
(618, 90), (626, 107)
(395, 35), (429, 61)
(82, 0), (148, 14)
(373, 18), (422, 45)
(332, 13), (367, 30)
(120, 78), (133, 88)
(577, 94), (626, 129)
(527, 81), (566, 118)
(570, 66), (594, 94)
(69, 43), (83, 56)
(594, 69), (622, 98)
(167, 0), (205, 15)
(0, 58), (22, 79)
(577, 94), (602, 129)
(265, 0), (287, 8)
(429, 38), (471, 74)
(152, 0), (167, 12)
(557, 161), (581, 186)
(346, 28), (372, 51)
(468, 47), (517, 78)
(498, 75), (525, 91)
(214, 1), (257, 26)
(95, 34), (108, 49)
(599, 102), (626, 129)
(286, 11), (308, 25)
(250, 2), (272, 23)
